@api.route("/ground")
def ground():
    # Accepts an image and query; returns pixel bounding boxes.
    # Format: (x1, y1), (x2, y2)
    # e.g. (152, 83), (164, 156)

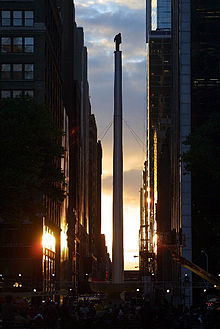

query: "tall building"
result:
(141, 0), (192, 307)
(190, 0), (220, 302)
(0, 0), (65, 296)
(0, 0), (108, 297)
(142, 0), (172, 277)
(172, 0), (192, 307)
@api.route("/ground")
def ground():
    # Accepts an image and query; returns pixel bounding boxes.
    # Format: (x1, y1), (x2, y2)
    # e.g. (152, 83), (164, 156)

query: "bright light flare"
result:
(61, 230), (68, 260)
(42, 227), (55, 252)
(153, 233), (158, 254)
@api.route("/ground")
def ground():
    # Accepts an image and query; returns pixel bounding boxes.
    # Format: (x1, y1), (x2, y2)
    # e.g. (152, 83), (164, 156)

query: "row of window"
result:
(0, 10), (34, 27)
(1, 37), (34, 53)
(0, 90), (34, 99)
(0, 64), (34, 80)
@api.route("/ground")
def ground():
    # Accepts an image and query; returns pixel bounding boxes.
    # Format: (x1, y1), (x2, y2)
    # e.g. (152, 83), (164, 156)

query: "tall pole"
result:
(112, 33), (124, 283)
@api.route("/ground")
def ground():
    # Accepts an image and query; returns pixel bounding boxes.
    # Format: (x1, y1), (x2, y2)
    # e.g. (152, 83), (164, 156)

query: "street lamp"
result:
(201, 250), (208, 272)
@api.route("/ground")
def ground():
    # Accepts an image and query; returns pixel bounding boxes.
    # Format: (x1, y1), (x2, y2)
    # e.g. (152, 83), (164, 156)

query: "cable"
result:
(98, 121), (113, 141)
(123, 119), (146, 154)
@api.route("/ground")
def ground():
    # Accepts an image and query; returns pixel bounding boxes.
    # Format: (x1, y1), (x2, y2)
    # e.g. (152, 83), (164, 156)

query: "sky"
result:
(74, 0), (146, 270)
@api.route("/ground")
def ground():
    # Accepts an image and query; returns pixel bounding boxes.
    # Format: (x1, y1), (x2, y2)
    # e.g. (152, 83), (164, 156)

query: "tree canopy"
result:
(0, 99), (66, 222)
(182, 112), (220, 184)
(183, 113), (220, 273)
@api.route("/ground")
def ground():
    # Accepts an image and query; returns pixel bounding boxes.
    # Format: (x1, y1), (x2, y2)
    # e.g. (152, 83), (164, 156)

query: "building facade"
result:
(0, 0), (109, 297)
(190, 0), (220, 303)
(0, 0), (64, 297)
(141, 0), (192, 307)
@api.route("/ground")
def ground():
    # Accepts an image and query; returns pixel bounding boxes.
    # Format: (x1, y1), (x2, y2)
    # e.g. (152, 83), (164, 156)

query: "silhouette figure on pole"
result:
(114, 33), (122, 51)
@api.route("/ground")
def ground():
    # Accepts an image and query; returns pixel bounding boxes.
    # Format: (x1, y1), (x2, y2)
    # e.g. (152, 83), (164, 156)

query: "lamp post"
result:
(201, 250), (208, 272)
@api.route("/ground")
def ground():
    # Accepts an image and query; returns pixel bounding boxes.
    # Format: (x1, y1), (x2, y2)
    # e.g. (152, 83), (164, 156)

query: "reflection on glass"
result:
(1, 37), (11, 53)
(13, 11), (22, 26)
(25, 11), (34, 27)
(24, 37), (34, 52)
(13, 64), (22, 80)
(151, 0), (157, 30)
(1, 90), (11, 98)
(151, 0), (171, 31)
(2, 11), (11, 26)
(13, 37), (22, 52)
(13, 90), (22, 98)
(1, 64), (11, 80)
(24, 90), (34, 98)
(24, 64), (34, 80)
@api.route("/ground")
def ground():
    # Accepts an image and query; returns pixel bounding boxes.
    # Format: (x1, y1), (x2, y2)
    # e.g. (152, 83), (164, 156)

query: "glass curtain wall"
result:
(151, 0), (171, 30)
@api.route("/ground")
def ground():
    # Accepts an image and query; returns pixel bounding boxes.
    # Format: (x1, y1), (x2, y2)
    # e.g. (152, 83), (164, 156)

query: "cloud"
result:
(75, 3), (146, 58)
(75, 1), (145, 11)
(74, 0), (146, 267)
(75, 0), (146, 137)
(102, 168), (143, 205)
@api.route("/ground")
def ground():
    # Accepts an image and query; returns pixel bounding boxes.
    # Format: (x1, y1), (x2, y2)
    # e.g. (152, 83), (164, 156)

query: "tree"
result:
(182, 112), (220, 184)
(182, 113), (220, 273)
(0, 99), (66, 222)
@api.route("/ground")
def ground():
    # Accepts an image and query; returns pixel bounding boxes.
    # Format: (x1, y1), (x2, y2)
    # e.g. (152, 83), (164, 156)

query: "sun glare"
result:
(101, 192), (140, 270)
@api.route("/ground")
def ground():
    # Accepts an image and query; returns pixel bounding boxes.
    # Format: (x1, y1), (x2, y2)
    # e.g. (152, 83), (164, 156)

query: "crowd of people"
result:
(0, 294), (219, 329)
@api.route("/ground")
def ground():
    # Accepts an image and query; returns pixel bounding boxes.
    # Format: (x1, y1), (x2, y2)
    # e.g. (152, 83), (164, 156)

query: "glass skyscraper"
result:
(142, 0), (193, 308)
(151, 0), (171, 30)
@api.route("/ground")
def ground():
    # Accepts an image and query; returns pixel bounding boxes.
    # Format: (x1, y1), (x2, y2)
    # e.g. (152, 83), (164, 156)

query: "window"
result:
(0, 90), (34, 99)
(1, 90), (10, 98)
(13, 64), (22, 80)
(24, 64), (34, 80)
(13, 37), (22, 52)
(13, 11), (22, 26)
(1, 37), (11, 53)
(1, 37), (34, 53)
(0, 10), (34, 27)
(0, 64), (34, 80)
(24, 90), (34, 98)
(13, 90), (22, 98)
(24, 37), (34, 52)
(1, 11), (11, 26)
(1, 64), (10, 80)
(25, 11), (34, 27)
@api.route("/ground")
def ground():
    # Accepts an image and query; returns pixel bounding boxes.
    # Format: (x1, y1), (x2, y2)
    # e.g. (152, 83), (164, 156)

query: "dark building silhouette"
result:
(0, 0), (64, 296)
(142, 0), (192, 307)
(191, 0), (220, 302)
(0, 0), (109, 297)
(142, 0), (220, 306)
